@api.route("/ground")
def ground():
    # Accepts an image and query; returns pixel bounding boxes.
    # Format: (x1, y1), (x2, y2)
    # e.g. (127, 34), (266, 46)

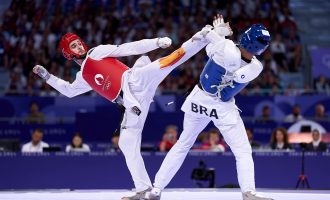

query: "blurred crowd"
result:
(1, 0), (330, 96)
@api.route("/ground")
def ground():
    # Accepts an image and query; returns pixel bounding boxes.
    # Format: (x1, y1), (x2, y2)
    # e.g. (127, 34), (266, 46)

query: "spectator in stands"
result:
(159, 125), (178, 152)
(314, 75), (330, 95)
(25, 101), (45, 124)
(39, 83), (58, 97)
(284, 104), (304, 123)
(278, 6), (298, 36)
(302, 84), (314, 95)
(257, 105), (274, 123)
(270, 127), (292, 150)
(314, 103), (328, 121)
(65, 133), (91, 152)
(108, 134), (120, 152)
(279, 6), (300, 72)
(21, 128), (49, 152)
(284, 29), (301, 72)
(197, 129), (226, 152)
(306, 129), (327, 152)
(5, 67), (27, 95)
(194, 131), (209, 150)
(263, 49), (280, 74)
(246, 128), (261, 149)
(284, 82), (301, 96)
(270, 33), (287, 70)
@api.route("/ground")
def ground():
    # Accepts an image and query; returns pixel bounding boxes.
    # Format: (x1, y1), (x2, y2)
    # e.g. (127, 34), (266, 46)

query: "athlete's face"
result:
(69, 39), (86, 56)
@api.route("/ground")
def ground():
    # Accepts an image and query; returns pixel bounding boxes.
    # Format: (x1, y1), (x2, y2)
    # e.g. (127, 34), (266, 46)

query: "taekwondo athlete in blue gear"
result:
(147, 15), (274, 200)
(200, 23), (270, 102)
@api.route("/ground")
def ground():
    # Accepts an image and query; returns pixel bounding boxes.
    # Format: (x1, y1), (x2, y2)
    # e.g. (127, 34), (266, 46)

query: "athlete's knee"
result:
(118, 138), (125, 150)
(118, 135), (139, 155)
(118, 138), (128, 154)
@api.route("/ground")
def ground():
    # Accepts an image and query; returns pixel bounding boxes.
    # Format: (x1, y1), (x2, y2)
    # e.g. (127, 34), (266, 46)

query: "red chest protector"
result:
(82, 57), (129, 102)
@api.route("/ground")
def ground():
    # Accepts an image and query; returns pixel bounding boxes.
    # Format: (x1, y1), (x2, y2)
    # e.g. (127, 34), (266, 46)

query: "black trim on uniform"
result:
(113, 104), (126, 135)
(197, 82), (203, 90)
(241, 56), (252, 63)
(113, 90), (125, 135)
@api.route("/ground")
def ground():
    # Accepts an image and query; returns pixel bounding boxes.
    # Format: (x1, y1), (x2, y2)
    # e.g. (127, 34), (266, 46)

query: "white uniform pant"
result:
(118, 38), (207, 192)
(154, 111), (255, 193)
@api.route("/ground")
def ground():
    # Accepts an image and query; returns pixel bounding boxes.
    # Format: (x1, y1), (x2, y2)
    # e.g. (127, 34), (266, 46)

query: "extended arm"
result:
(33, 65), (92, 98)
(205, 14), (233, 62)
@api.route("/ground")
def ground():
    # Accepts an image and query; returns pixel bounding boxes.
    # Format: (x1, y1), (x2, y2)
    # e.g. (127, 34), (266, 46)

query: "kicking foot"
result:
(145, 187), (161, 200)
(121, 187), (151, 200)
(192, 25), (213, 42)
(242, 191), (274, 200)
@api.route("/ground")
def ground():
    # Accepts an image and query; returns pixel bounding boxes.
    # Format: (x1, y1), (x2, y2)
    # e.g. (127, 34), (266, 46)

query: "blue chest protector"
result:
(200, 59), (226, 94)
(199, 58), (249, 102)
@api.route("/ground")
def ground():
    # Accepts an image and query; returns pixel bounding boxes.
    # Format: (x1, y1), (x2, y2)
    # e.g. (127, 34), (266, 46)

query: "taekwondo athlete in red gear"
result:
(147, 15), (274, 200)
(33, 27), (213, 200)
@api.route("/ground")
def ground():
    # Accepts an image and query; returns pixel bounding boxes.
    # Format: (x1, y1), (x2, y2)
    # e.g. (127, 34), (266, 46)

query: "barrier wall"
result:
(0, 152), (329, 189)
(1, 95), (330, 120)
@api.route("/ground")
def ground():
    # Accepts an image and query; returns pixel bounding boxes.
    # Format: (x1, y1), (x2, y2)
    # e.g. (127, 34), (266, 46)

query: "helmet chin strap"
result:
(73, 53), (87, 66)
(73, 58), (82, 66)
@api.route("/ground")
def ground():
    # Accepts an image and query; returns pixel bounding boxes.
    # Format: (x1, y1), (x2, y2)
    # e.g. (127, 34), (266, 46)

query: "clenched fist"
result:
(33, 65), (50, 80)
(157, 37), (172, 48)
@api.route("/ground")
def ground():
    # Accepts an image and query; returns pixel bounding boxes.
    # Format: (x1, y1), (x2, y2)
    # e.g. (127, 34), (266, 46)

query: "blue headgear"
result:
(239, 24), (271, 55)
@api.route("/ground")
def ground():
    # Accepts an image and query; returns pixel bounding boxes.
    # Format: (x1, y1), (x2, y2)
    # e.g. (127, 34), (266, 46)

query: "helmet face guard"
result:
(239, 24), (271, 55)
(59, 33), (87, 60)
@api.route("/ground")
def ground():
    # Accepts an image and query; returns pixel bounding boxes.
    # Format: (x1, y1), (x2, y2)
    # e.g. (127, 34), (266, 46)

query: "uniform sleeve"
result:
(46, 71), (92, 98)
(21, 144), (28, 152)
(205, 30), (226, 57)
(65, 145), (71, 152)
(42, 142), (49, 148)
(83, 144), (91, 152)
(205, 39), (227, 68)
(234, 57), (263, 83)
(89, 38), (159, 59)
(206, 41), (226, 59)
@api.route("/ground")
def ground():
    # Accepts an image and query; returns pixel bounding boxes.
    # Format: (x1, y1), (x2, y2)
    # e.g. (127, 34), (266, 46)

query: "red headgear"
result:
(59, 33), (88, 60)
